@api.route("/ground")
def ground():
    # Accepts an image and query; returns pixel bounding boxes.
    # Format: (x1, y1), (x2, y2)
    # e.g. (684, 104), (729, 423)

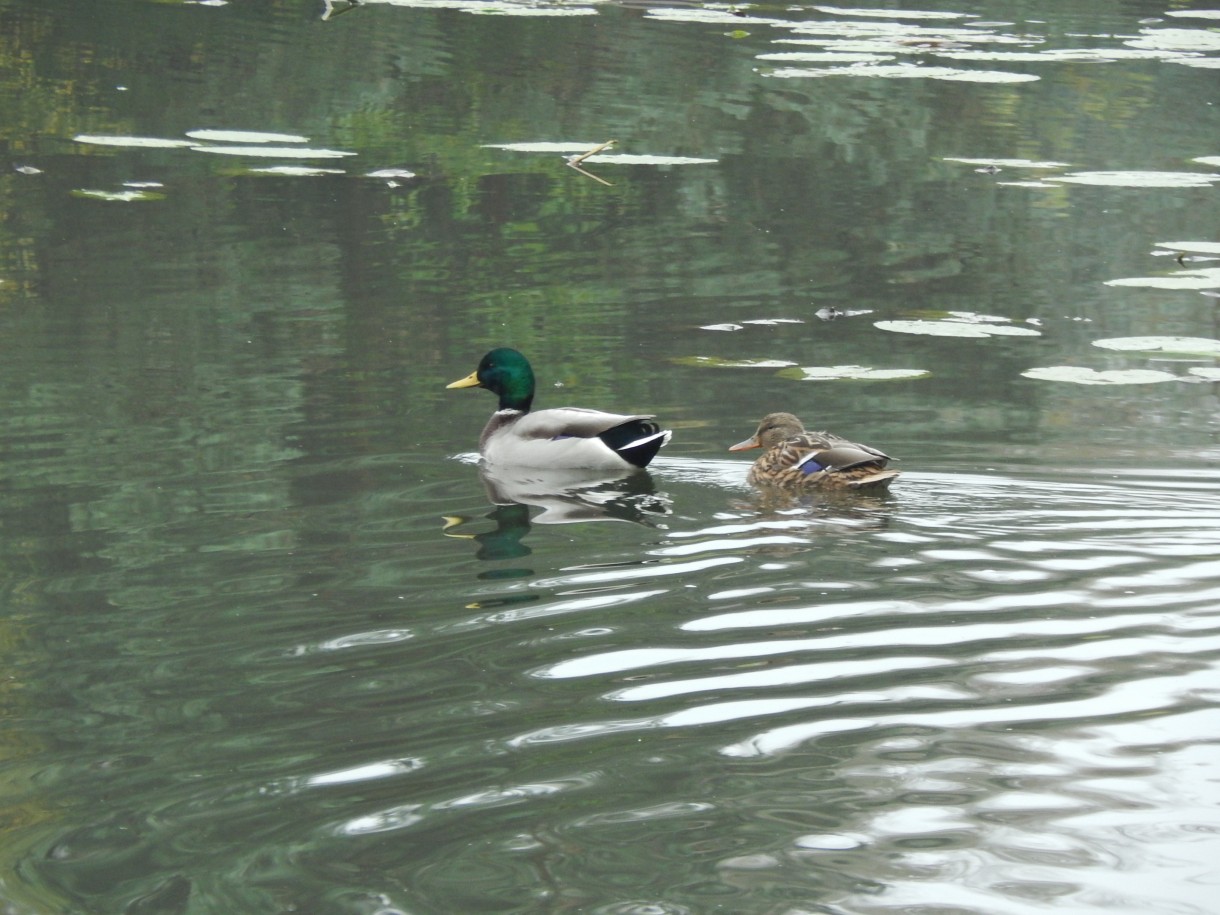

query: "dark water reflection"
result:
(2, 0), (1219, 912)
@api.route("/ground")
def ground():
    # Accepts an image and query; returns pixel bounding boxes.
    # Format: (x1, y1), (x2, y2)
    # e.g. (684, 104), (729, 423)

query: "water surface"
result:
(1, 1), (1218, 912)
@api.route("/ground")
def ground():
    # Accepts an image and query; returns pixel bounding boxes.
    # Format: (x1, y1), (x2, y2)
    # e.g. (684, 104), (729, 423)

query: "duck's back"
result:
(482, 408), (669, 469)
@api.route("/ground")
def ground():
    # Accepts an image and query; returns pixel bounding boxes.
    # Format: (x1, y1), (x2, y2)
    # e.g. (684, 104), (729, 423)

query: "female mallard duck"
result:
(729, 412), (898, 491)
(447, 348), (671, 470)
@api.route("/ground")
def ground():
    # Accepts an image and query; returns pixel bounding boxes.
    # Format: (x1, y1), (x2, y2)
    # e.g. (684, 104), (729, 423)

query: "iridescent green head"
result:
(447, 347), (536, 412)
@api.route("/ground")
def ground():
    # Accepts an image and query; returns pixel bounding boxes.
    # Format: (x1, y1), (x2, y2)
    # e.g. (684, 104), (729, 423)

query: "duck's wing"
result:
(794, 443), (890, 474)
(798, 431), (891, 463)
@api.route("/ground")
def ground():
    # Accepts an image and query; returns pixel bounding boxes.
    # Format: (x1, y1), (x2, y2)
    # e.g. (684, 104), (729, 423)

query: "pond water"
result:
(2, 0), (1219, 912)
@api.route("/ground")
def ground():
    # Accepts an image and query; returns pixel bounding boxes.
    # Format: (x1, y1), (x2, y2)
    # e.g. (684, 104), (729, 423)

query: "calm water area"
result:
(2, 0), (1219, 912)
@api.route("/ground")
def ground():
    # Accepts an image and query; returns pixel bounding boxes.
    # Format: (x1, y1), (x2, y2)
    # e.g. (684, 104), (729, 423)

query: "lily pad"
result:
(741, 318), (805, 326)
(1155, 241), (1220, 256)
(778, 365), (931, 381)
(699, 323), (744, 332)
(767, 64), (1039, 83)
(575, 154), (718, 165)
(1021, 366), (1178, 385)
(247, 166), (347, 176)
(644, 8), (784, 25)
(815, 307), (872, 320)
(463, 6), (597, 15)
(875, 318), (1041, 338)
(943, 310), (1017, 323)
(74, 134), (194, 148)
(1196, 157), (1220, 167)
(810, 6), (974, 18)
(1189, 367), (1220, 380)
(71, 188), (165, 201)
(1052, 170), (1220, 188)
(1104, 267), (1220, 289)
(186, 129), (309, 143)
(671, 356), (797, 369)
(366, 168), (417, 179)
(482, 142), (715, 165)
(1091, 336), (1220, 356)
(943, 157), (1071, 169)
(191, 145), (356, 158)
(940, 48), (1186, 62)
(756, 51), (895, 63)
(1125, 28), (1220, 52)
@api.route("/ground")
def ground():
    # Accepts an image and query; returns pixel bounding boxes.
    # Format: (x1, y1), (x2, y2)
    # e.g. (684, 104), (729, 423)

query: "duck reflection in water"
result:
(444, 464), (671, 565)
(730, 486), (897, 528)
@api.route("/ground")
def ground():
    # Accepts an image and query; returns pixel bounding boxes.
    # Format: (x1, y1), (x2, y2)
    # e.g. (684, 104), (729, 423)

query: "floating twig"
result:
(322, 0), (360, 21)
(565, 139), (616, 186)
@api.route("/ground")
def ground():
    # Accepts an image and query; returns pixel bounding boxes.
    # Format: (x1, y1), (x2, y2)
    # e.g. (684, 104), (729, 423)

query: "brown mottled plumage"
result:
(729, 412), (899, 491)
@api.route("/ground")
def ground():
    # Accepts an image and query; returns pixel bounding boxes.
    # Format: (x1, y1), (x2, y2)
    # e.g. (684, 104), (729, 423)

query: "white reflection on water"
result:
(489, 465), (1220, 912)
(720, 667), (1218, 758)
(340, 775), (601, 835)
(536, 614), (1163, 680)
(608, 655), (951, 701)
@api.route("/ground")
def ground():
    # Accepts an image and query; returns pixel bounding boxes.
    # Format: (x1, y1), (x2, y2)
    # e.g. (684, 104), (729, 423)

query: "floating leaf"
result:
(938, 48), (1193, 62)
(1022, 366), (1178, 385)
(483, 142), (715, 165)
(944, 310), (1017, 323)
(875, 318), (1040, 338)
(1092, 336), (1220, 356)
(1104, 267), (1220, 289)
(943, 157), (1071, 169)
(191, 145), (355, 158)
(815, 307), (872, 320)
(366, 168), (417, 179)
(671, 356), (797, 369)
(757, 51), (895, 63)
(473, 7), (597, 15)
(644, 8), (784, 24)
(1195, 156), (1220, 167)
(741, 318), (805, 326)
(247, 166), (347, 176)
(809, 6), (975, 19)
(583, 154), (718, 165)
(71, 188), (165, 201)
(74, 134), (194, 148)
(766, 64), (1039, 83)
(1154, 241), (1220, 256)
(778, 365), (931, 381)
(699, 323), (744, 332)
(1189, 367), (1220, 380)
(1052, 170), (1220, 188)
(186, 129), (309, 143)
(485, 142), (604, 153)
(1125, 28), (1220, 52)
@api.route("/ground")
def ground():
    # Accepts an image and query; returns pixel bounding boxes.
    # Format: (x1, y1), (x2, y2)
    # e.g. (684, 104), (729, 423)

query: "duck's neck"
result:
(498, 391), (533, 413)
(493, 366), (535, 413)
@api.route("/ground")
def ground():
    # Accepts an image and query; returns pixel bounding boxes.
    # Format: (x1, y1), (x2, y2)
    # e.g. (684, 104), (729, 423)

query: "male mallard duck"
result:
(729, 412), (898, 491)
(447, 348), (671, 470)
